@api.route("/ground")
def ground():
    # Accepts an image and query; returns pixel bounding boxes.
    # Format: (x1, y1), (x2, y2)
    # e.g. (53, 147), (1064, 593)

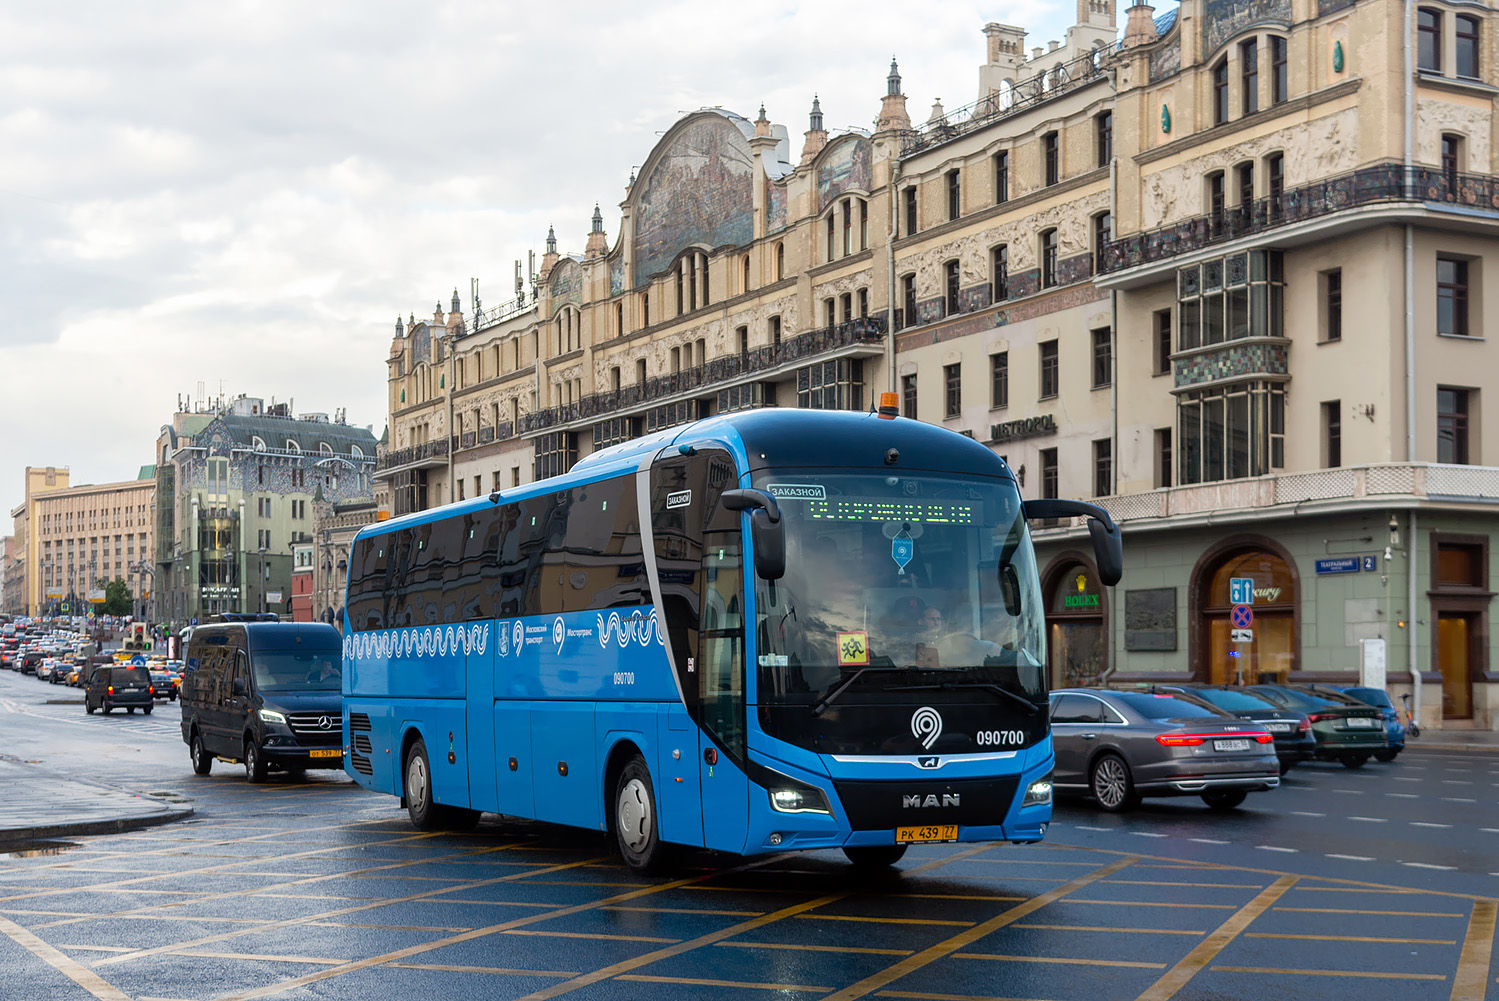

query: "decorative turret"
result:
(876, 57), (912, 133)
(396, 315), (404, 337)
(585, 204), (608, 257)
(754, 103), (771, 138)
(539, 225), (560, 280)
(1123, 0), (1158, 46)
(927, 98), (948, 128)
(799, 94), (828, 166)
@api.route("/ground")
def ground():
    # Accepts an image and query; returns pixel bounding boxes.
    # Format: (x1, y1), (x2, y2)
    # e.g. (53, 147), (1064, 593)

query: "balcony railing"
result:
(375, 437), (450, 472)
(1073, 463), (1499, 529)
(520, 316), (887, 435)
(1100, 163), (1499, 274)
(901, 47), (1107, 156)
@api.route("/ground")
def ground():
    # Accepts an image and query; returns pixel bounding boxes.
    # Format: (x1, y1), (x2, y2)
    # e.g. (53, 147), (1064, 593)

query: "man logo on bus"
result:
(911, 706), (943, 749)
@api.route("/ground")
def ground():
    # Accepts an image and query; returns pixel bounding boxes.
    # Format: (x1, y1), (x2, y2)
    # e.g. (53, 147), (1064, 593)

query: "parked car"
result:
(84, 666), (155, 715)
(1151, 684), (1315, 774)
(1243, 684), (1387, 768)
(1313, 685), (1404, 761)
(1049, 688), (1280, 812)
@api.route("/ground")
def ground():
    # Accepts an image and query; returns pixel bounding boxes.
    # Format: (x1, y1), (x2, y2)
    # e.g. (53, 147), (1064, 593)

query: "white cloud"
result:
(0, 0), (1096, 502)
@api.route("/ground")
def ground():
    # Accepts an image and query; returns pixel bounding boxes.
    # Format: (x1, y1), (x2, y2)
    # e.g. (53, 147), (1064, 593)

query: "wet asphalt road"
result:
(1, 669), (1496, 1001)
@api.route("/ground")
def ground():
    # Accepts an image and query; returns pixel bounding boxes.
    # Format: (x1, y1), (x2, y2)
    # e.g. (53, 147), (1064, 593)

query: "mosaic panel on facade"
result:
(1203, 0), (1291, 55)
(411, 324), (431, 366)
(766, 180), (789, 234)
(550, 259), (585, 312)
(632, 115), (754, 287)
(609, 254), (626, 297)
(815, 138), (873, 215)
(1174, 342), (1289, 388)
(1149, 37), (1181, 81)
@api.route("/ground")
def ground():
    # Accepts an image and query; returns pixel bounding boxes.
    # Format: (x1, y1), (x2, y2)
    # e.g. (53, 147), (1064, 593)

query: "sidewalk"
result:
(0, 756), (192, 845)
(1404, 728), (1499, 754)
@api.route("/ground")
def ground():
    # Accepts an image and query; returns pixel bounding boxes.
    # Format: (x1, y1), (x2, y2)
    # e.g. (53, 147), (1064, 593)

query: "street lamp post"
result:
(258, 545), (267, 616)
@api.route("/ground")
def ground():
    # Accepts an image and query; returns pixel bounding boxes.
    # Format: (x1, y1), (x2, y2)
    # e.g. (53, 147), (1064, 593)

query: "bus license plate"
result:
(309, 749), (342, 759)
(896, 825), (958, 844)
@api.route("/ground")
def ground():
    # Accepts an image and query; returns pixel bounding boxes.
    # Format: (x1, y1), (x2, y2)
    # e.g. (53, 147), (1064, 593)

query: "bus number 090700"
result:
(975, 730), (1026, 747)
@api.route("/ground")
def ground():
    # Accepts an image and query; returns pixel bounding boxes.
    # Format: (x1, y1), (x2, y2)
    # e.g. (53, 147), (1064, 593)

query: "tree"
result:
(102, 578), (133, 616)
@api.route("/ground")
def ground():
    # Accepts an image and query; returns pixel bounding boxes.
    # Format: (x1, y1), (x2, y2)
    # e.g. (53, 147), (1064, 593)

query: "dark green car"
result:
(1244, 684), (1387, 768)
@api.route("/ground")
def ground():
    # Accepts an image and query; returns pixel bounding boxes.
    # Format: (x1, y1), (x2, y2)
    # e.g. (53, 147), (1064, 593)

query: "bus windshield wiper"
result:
(811, 666), (907, 717)
(887, 681), (1040, 716)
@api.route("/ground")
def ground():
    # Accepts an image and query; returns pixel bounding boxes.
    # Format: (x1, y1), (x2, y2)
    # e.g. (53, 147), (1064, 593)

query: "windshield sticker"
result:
(766, 483), (826, 500)
(891, 535), (914, 574)
(837, 631), (869, 666)
(665, 489), (692, 509)
(757, 654), (788, 668)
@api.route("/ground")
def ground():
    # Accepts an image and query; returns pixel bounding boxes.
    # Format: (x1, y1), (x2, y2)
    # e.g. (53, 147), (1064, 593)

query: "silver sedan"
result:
(1049, 688), (1281, 812)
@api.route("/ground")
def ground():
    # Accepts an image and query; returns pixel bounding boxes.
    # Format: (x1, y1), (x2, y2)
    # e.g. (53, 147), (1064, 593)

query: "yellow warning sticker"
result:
(837, 631), (869, 666)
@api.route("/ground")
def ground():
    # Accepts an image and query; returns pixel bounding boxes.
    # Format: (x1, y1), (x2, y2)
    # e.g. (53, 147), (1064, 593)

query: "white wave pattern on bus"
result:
(596, 609), (665, 649)
(344, 623), (490, 661)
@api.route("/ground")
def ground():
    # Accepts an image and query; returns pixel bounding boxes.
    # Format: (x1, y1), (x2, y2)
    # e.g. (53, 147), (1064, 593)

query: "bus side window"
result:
(699, 454), (746, 758)
(446, 509), (496, 622)
(561, 475), (649, 612)
(650, 456), (705, 713)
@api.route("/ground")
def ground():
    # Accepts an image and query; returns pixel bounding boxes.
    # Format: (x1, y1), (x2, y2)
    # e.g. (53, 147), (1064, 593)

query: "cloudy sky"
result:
(0, 0), (1120, 503)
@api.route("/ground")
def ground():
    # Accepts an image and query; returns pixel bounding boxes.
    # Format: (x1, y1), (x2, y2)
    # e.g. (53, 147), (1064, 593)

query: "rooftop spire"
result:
(809, 94), (823, 132)
(545, 225), (557, 254)
(887, 57), (901, 97)
(591, 203), (603, 233)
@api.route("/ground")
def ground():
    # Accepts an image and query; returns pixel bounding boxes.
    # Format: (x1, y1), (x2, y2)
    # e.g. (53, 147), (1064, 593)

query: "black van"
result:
(179, 622), (343, 782)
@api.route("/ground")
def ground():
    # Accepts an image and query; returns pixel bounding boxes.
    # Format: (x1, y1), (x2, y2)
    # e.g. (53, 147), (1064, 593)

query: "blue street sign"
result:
(1315, 557), (1362, 575)
(1229, 577), (1254, 605)
(1361, 555), (1377, 572)
(189, 617), (199, 626)
(129, 655), (147, 665)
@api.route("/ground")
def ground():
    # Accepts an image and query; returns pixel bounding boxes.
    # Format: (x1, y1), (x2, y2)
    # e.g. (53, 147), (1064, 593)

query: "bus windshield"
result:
(753, 471), (1044, 709)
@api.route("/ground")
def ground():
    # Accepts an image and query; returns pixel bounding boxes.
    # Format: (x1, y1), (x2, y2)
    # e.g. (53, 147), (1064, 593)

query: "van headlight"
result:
(768, 780), (831, 815)
(1021, 773), (1053, 807)
(259, 709), (287, 725)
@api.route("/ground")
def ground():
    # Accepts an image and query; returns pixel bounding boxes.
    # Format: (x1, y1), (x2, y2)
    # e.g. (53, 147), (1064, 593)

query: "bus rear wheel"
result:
(614, 756), (670, 873)
(843, 845), (908, 867)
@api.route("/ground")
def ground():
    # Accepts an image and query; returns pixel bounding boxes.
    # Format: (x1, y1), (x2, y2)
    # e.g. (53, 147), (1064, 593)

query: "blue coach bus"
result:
(342, 406), (1121, 870)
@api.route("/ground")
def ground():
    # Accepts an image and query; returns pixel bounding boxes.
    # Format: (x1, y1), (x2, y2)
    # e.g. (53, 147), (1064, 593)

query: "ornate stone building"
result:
(378, 0), (1499, 730)
(153, 396), (377, 624)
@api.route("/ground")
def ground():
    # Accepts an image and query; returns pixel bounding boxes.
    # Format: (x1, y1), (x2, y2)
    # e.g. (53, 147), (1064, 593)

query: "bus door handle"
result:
(703, 747), (718, 766)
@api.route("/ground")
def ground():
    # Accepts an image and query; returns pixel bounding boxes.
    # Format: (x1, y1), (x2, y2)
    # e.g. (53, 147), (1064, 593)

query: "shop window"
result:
(1197, 546), (1297, 684)
(1045, 562), (1107, 687)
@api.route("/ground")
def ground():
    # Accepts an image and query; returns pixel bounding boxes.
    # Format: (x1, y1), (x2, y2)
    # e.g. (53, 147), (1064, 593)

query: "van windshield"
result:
(252, 648), (342, 692)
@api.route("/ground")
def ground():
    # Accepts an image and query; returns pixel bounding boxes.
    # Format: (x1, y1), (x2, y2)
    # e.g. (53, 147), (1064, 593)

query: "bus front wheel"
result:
(614, 757), (670, 873)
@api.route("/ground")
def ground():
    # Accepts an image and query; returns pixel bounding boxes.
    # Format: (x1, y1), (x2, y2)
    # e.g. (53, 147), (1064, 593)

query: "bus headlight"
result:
(259, 709), (288, 726)
(1021, 774), (1053, 807)
(768, 781), (831, 815)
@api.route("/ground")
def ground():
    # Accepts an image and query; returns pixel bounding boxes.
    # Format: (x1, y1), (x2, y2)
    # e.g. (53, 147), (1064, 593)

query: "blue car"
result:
(1312, 685), (1404, 761)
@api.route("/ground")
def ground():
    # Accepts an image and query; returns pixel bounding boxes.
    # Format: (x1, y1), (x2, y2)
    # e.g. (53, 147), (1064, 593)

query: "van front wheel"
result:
(244, 737), (267, 784)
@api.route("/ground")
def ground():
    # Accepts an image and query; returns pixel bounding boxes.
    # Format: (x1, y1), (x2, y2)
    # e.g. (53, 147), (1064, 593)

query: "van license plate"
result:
(308, 749), (342, 759)
(896, 825), (958, 843)
(1214, 739), (1251, 752)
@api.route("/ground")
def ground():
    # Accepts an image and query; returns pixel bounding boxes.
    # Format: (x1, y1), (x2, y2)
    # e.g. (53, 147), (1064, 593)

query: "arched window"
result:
(319, 442), (333, 455)
(350, 444), (363, 458)
(285, 439), (301, 453)
(251, 436), (266, 452)
(1043, 558), (1109, 687)
(1193, 541), (1299, 684)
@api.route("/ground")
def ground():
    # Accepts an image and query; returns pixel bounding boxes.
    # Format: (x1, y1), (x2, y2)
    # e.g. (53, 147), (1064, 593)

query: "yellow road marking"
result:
(617, 973), (832, 991)
(1104, 880), (1266, 890)
(0, 913), (133, 1001)
(171, 950), (348, 965)
(794, 913), (974, 927)
(410, 898), (560, 909)
(875, 992), (1063, 1001)
(306, 920), (472, 932)
(59, 944), (134, 952)
(716, 941), (914, 956)
(952, 953), (1166, 969)
(503, 929), (679, 944)
(387, 963), (578, 977)
(1067, 899), (1236, 910)
(1273, 907), (1464, 917)
(1013, 924), (1204, 936)
(1452, 899), (1497, 1001)
(1212, 966), (1446, 981)
(1136, 874), (1296, 1001)
(816, 856), (1138, 1001)
(883, 893), (1026, 902)
(1246, 932), (1456, 945)
(1291, 886), (1421, 894)
(601, 905), (764, 916)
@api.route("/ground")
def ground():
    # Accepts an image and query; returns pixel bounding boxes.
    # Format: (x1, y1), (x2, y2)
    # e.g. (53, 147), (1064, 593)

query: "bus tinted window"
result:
(445, 508), (498, 621)
(562, 476), (649, 612)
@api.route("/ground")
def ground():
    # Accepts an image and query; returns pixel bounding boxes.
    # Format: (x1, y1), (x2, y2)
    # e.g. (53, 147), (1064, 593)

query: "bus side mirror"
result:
(1022, 498), (1124, 587)
(722, 489), (785, 581)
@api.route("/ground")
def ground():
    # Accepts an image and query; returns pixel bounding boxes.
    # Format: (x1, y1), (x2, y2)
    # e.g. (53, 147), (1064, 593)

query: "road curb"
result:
(1402, 741), (1499, 754)
(0, 805), (194, 847)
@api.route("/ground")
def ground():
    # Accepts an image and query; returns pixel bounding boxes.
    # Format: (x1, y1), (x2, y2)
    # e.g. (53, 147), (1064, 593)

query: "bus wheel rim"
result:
(408, 756), (428, 810)
(618, 778), (651, 852)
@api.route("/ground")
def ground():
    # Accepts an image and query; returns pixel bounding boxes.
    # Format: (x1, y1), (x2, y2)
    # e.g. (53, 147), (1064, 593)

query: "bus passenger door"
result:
(649, 450), (749, 852)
